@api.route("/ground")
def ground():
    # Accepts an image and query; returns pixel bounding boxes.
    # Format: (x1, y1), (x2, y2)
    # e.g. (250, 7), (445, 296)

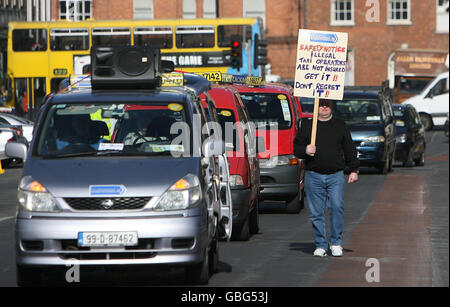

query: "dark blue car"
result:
(393, 104), (426, 167)
(332, 85), (396, 174)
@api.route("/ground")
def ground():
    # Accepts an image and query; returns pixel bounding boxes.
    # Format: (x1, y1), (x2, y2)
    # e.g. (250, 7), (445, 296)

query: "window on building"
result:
(331, 0), (354, 26)
(59, 0), (92, 21)
(437, 0), (449, 33)
(134, 0), (154, 20)
(387, 0), (411, 25)
(203, 0), (216, 18)
(183, 0), (196, 19)
(243, 0), (266, 29)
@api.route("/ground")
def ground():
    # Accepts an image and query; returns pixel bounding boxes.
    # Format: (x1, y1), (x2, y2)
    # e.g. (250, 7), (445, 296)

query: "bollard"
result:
(0, 160), (4, 174)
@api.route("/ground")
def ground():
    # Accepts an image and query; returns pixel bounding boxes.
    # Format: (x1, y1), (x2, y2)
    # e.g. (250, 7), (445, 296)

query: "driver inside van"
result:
(56, 114), (106, 151)
(123, 115), (152, 145)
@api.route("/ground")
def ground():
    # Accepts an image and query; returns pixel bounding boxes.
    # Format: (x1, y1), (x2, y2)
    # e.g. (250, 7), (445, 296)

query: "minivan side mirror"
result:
(5, 142), (28, 162)
(203, 139), (225, 158)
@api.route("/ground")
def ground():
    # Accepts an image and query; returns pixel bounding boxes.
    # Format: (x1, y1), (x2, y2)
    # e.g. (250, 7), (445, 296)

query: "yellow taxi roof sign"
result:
(161, 72), (184, 87)
(196, 71), (222, 82)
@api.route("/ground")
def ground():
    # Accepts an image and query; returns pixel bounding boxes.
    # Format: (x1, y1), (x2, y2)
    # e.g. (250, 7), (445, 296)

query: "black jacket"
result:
(294, 116), (359, 174)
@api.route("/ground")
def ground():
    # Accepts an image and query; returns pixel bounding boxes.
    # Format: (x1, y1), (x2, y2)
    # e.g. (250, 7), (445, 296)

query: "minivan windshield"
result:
(333, 99), (383, 124)
(36, 102), (189, 158)
(239, 93), (292, 129)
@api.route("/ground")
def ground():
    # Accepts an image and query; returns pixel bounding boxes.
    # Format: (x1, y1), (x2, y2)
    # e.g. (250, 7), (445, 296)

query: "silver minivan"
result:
(6, 71), (232, 286)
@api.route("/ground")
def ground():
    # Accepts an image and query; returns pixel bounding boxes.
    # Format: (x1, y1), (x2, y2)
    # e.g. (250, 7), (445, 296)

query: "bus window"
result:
(134, 26), (173, 49)
(14, 78), (28, 117)
(218, 25), (252, 47)
(175, 26), (214, 48)
(13, 29), (48, 51)
(50, 28), (89, 51)
(92, 27), (131, 47)
(51, 78), (66, 93)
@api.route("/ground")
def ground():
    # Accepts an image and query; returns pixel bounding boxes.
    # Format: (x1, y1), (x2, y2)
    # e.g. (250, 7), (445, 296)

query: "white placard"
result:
(294, 29), (348, 100)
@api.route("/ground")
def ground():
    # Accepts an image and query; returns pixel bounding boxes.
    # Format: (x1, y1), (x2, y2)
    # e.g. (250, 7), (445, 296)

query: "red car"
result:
(229, 82), (306, 213)
(200, 86), (261, 241)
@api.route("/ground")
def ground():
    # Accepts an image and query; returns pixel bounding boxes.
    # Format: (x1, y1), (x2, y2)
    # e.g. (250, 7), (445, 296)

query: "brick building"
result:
(48, 0), (449, 85)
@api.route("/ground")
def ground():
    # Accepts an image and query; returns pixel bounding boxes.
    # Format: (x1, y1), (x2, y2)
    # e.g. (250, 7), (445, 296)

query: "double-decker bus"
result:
(5, 17), (266, 119)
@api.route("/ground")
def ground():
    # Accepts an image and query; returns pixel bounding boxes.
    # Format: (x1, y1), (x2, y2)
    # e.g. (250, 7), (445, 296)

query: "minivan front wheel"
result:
(286, 189), (304, 214)
(414, 152), (425, 166)
(377, 157), (389, 174)
(185, 248), (210, 285)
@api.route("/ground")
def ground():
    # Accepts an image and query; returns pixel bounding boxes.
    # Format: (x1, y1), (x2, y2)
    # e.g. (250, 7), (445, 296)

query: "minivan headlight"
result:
(361, 136), (385, 146)
(230, 175), (244, 187)
(153, 174), (202, 211)
(259, 155), (298, 168)
(17, 176), (58, 212)
(396, 133), (407, 143)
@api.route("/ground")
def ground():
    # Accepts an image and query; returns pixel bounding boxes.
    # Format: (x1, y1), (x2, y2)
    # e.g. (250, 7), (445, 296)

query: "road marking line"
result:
(0, 216), (14, 223)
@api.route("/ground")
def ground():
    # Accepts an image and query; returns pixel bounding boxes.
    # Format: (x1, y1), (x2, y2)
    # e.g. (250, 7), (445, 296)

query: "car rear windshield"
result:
(35, 102), (190, 158)
(333, 99), (383, 124)
(239, 93), (293, 129)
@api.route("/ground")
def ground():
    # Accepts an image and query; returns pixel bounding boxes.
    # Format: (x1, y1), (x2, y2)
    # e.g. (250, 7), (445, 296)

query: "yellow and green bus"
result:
(5, 17), (266, 118)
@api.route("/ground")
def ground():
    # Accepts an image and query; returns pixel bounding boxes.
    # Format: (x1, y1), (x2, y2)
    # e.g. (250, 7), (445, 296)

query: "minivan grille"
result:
(65, 197), (151, 211)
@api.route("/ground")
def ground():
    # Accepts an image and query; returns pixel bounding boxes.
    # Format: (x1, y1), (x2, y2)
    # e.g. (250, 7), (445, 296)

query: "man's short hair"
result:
(319, 99), (333, 107)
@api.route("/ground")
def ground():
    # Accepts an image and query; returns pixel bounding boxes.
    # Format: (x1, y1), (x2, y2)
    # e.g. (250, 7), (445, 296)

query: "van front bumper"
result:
(259, 164), (301, 201)
(16, 215), (206, 267)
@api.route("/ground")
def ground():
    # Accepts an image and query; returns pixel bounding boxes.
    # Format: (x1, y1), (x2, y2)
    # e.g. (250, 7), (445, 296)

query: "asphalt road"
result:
(0, 129), (448, 287)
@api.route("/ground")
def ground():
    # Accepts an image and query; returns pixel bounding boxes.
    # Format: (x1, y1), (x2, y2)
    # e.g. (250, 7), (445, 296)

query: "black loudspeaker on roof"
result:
(90, 46), (162, 90)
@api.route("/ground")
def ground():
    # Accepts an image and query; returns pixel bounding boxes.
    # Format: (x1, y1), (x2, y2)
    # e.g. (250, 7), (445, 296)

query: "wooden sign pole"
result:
(309, 97), (320, 156)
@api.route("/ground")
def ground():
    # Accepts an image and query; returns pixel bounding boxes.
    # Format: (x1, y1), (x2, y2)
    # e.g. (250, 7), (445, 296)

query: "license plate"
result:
(78, 231), (138, 247)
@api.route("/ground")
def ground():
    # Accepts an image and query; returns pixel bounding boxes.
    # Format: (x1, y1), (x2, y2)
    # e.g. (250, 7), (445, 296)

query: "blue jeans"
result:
(305, 170), (345, 250)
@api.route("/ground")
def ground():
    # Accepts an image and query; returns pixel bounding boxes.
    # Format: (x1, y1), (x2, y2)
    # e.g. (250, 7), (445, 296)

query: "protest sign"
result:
(293, 29), (348, 151)
(294, 29), (348, 99)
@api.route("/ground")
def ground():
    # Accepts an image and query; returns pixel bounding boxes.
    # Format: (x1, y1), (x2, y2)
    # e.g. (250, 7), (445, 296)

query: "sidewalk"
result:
(317, 173), (432, 286)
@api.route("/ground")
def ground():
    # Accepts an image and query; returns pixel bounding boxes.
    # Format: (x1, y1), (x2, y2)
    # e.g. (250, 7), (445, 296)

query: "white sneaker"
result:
(330, 245), (343, 257)
(313, 248), (327, 257)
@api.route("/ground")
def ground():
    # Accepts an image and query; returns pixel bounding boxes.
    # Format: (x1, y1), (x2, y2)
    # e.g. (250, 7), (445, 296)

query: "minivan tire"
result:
(377, 157), (389, 174)
(185, 249), (210, 285)
(414, 152), (425, 167)
(232, 215), (250, 241)
(208, 218), (220, 274)
(249, 199), (259, 235)
(286, 189), (304, 214)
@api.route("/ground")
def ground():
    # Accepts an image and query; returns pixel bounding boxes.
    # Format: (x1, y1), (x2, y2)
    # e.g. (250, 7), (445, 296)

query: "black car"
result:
(333, 83), (396, 174)
(393, 104), (426, 167)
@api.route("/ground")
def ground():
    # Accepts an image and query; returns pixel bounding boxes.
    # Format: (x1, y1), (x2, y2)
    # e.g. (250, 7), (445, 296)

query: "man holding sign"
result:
(293, 29), (359, 257)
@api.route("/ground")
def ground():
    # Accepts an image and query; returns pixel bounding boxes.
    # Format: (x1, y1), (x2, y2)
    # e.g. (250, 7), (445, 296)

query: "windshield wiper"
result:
(42, 149), (179, 159)
(42, 151), (98, 159)
(95, 150), (173, 156)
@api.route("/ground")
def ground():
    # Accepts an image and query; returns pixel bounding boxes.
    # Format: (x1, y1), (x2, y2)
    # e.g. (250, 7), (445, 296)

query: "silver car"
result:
(6, 81), (232, 286)
(0, 113), (34, 143)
